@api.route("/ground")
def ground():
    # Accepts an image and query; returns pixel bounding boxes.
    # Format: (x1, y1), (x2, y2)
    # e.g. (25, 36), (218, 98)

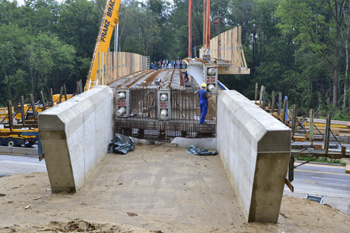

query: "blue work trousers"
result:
(200, 102), (208, 124)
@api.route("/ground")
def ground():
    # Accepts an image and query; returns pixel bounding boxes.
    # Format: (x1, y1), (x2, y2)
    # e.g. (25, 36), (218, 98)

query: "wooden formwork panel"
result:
(199, 26), (247, 69)
(95, 51), (148, 86)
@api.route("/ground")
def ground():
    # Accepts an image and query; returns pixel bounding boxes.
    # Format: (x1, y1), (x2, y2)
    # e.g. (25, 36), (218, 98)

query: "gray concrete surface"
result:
(217, 90), (291, 222)
(65, 146), (244, 232)
(39, 86), (114, 193)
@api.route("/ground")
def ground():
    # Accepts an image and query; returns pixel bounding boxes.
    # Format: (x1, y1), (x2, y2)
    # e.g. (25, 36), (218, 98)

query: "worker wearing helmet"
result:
(194, 83), (212, 124)
(183, 69), (189, 82)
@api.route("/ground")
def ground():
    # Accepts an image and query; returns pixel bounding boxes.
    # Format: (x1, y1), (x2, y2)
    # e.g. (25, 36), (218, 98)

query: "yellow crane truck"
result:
(0, 93), (72, 147)
(0, 128), (38, 147)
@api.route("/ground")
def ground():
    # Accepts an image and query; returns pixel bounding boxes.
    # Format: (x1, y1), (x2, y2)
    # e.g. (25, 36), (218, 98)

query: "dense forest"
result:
(1, 0), (350, 119)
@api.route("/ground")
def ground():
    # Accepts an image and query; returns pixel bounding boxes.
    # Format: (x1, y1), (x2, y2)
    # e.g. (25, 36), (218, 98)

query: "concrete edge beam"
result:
(39, 86), (114, 193)
(217, 90), (291, 223)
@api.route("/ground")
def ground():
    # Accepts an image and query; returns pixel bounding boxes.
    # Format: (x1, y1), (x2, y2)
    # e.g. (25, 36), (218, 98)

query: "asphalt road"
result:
(0, 153), (46, 177)
(284, 162), (350, 215)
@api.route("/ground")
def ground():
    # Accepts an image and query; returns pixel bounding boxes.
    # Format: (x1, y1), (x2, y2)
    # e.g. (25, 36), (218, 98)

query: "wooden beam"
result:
(8, 101), (13, 132)
(50, 88), (54, 107)
(218, 66), (250, 75)
(63, 84), (68, 102)
(271, 91), (275, 114)
(40, 91), (46, 111)
(30, 94), (37, 119)
(21, 96), (25, 125)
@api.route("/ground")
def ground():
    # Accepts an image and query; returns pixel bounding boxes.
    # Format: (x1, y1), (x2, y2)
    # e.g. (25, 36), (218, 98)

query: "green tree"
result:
(276, 0), (350, 107)
(23, 32), (76, 98)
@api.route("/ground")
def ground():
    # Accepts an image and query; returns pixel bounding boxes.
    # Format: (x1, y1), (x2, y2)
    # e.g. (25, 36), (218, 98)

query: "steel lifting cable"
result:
(192, 1), (197, 57)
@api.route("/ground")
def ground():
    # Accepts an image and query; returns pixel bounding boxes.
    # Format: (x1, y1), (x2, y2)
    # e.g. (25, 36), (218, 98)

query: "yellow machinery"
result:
(84, 0), (121, 91)
(15, 94), (72, 122)
(0, 128), (38, 147)
(0, 93), (73, 147)
(0, 107), (14, 122)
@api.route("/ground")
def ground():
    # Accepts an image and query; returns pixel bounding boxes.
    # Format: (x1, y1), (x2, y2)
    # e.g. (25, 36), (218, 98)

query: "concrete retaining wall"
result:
(39, 86), (114, 193)
(217, 90), (291, 222)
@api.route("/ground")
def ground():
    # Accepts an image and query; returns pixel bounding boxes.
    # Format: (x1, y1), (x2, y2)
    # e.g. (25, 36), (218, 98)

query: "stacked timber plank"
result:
(302, 118), (350, 137)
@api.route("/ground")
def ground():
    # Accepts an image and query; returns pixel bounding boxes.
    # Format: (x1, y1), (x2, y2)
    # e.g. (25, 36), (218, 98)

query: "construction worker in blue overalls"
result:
(183, 69), (189, 82)
(194, 83), (212, 124)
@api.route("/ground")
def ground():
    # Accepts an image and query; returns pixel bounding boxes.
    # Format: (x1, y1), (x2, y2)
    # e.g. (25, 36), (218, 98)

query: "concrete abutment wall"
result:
(39, 86), (114, 193)
(217, 90), (291, 222)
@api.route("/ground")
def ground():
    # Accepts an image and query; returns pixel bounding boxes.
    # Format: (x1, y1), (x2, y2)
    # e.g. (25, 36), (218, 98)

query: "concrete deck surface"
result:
(79, 144), (243, 232)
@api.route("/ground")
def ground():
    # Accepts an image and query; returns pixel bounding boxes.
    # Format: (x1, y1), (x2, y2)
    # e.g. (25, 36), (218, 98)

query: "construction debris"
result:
(186, 145), (218, 155)
(108, 135), (135, 154)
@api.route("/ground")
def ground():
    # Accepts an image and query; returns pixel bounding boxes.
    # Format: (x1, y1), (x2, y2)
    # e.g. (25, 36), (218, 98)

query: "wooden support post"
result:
(21, 96), (25, 125)
(278, 92), (282, 116)
(309, 109), (314, 146)
(271, 91), (275, 114)
(292, 104), (297, 135)
(324, 114), (331, 154)
(63, 84), (68, 102)
(262, 86), (266, 110)
(282, 99), (287, 124)
(76, 81), (80, 94)
(79, 79), (83, 93)
(285, 178), (294, 193)
(259, 85), (264, 105)
(50, 88), (54, 107)
(40, 91), (46, 111)
(30, 94), (37, 120)
(8, 101), (13, 132)
(255, 83), (258, 104)
(288, 156), (294, 182)
(59, 86), (63, 104)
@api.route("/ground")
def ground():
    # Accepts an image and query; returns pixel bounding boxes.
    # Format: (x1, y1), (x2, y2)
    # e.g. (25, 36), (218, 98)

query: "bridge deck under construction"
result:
(108, 69), (217, 141)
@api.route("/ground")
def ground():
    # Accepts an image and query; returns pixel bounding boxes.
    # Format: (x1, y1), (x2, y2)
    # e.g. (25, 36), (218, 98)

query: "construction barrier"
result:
(95, 52), (148, 87)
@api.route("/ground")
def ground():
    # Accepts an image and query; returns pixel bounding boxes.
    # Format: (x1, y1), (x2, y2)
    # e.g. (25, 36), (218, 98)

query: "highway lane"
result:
(0, 153), (46, 177)
(284, 162), (350, 215)
(292, 163), (350, 197)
